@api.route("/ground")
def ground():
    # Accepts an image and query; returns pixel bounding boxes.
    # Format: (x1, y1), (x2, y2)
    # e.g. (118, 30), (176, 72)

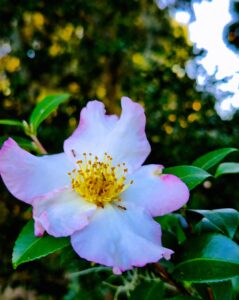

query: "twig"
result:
(153, 263), (191, 296)
(207, 287), (214, 300)
(30, 135), (47, 154)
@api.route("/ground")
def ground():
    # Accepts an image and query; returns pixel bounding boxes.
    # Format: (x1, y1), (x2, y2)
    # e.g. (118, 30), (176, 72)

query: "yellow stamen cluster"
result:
(68, 152), (133, 207)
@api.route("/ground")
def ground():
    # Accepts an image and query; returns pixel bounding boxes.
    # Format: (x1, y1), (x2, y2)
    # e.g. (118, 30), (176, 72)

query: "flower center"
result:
(68, 152), (133, 207)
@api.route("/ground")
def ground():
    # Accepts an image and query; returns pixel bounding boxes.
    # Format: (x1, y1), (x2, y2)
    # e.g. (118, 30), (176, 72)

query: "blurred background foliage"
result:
(0, 0), (239, 299)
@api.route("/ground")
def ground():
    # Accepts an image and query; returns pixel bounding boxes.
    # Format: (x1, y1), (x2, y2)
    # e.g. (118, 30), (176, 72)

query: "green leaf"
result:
(166, 297), (200, 300)
(189, 209), (239, 239)
(130, 280), (164, 300)
(232, 275), (239, 294)
(211, 281), (234, 300)
(192, 148), (238, 171)
(163, 166), (211, 190)
(13, 220), (70, 268)
(0, 119), (23, 127)
(29, 94), (70, 133)
(215, 162), (239, 177)
(172, 234), (239, 283)
(155, 214), (186, 244)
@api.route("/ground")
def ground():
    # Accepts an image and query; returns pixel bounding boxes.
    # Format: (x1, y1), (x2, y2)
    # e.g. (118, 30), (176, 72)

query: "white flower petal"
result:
(71, 205), (173, 273)
(64, 97), (151, 173)
(105, 97), (151, 173)
(0, 138), (74, 204)
(64, 101), (118, 159)
(33, 189), (96, 237)
(122, 165), (189, 217)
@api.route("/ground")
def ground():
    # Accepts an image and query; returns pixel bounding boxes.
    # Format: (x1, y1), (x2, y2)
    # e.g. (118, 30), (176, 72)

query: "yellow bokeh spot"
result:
(151, 135), (160, 143)
(179, 118), (188, 128)
(132, 53), (150, 70)
(187, 113), (199, 123)
(168, 100), (177, 110)
(192, 100), (201, 112)
(163, 123), (174, 135)
(0, 76), (10, 93)
(32, 12), (45, 29)
(3, 98), (13, 108)
(22, 27), (33, 39)
(68, 82), (80, 93)
(168, 114), (176, 122)
(3, 88), (11, 96)
(172, 64), (185, 78)
(96, 86), (106, 98)
(69, 117), (77, 128)
(5, 57), (20, 73)
(49, 43), (62, 57)
(60, 24), (74, 41)
(23, 12), (32, 24)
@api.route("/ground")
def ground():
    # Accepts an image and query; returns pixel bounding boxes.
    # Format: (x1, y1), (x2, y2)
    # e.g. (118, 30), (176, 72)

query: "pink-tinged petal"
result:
(105, 97), (151, 173)
(33, 189), (96, 237)
(71, 205), (173, 274)
(0, 138), (74, 204)
(64, 97), (151, 173)
(34, 219), (45, 237)
(64, 101), (118, 160)
(122, 164), (189, 217)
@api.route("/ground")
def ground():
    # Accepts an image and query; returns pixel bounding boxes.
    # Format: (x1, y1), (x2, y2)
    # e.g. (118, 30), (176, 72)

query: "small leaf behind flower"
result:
(172, 233), (239, 283)
(29, 94), (70, 133)
(211, 281), (234, 300)
(188, 209), (239, 239)
(215, 162), (239, 177)
(163, 166), (211, 190)
(192, 148), (238, 171)
(155, 214), (186, 244)
(129, 280), (164, 300)
(13, 220), (70, 268)
(0, 119), (23, 127)
(166, 297), (200, 300)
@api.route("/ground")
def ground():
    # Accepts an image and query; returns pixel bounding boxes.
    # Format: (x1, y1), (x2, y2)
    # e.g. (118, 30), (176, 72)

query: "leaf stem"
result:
(30, 135), (47, 154)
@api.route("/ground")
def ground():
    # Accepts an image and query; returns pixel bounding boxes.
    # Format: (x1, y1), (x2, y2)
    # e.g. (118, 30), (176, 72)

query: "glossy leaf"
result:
(172, 233), (239, 283)
(211, 281), (234, 300)
(189, 209), (239, 238)
(155, 214), (186, 244)
(232, 275), (239, 294)
(193, 148), (238, 171)
(215, 162), (239, 177)
(167, 297), (200, 300)
(29, 94), (70, 133)
(130, 280), (164, 300)
(13, 220), (70, 268)
(0, 119), (23, 127)
(163, 166), (211, 190)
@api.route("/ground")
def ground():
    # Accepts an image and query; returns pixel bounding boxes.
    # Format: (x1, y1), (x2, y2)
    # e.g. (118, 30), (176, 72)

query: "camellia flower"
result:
(0, 97), (189, 274)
